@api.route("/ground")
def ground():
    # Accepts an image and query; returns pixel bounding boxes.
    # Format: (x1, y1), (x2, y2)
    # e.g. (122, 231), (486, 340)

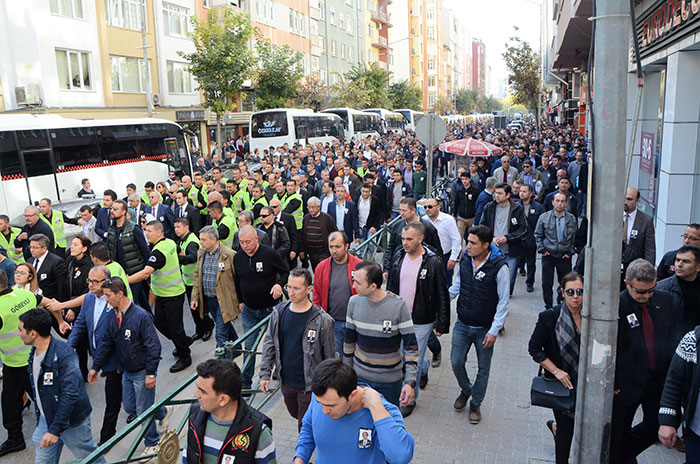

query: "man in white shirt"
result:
(320, 181), (335, 214)
(77, 205), (100, 243)
(423, 198), (461, 284)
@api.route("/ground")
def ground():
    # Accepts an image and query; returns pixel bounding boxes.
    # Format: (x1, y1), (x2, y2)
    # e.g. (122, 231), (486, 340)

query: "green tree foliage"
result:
(344, 62), (392, 108)
(253, 39), (304, 110)
(388, 80), (423, 110)
(455, 88), (502, 114)
(330, 76), (372, 109)
(293, 74), (331, 111)
(503, 36), (541, 132)
(432, 95), (454, 114)
(179, 8), (253, 148)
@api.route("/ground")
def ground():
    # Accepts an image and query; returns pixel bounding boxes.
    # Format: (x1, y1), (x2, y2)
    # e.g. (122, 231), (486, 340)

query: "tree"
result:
(455, 88), (478, 114)
(388, 80), (423, 110)
(484, 96), (502, 113)
(503, 36), (541, 136)
(253, 39), (304, 110)
(329, 76), (372, 109)
(293, 74), (331, 111)
(344, 62), (392, 108)
(179, 8), (254, 150)
(432, 95), (453, 114)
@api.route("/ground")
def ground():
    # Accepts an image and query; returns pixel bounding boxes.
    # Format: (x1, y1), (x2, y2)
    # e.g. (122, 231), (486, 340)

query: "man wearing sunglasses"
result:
(610, 258), (679, 463)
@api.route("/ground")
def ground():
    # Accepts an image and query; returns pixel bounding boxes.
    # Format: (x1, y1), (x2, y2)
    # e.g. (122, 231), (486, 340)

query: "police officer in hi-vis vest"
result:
(128, 220), (192, 373)
(38, 198), (79, 258)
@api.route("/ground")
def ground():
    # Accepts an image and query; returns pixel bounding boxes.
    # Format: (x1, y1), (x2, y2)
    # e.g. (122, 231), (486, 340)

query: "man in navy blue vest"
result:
(448, 225), (510, 425)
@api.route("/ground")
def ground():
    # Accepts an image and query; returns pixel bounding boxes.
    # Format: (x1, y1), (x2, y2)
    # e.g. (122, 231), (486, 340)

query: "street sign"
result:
(414, 114), (448, 196)
(415, 114), (447, 147)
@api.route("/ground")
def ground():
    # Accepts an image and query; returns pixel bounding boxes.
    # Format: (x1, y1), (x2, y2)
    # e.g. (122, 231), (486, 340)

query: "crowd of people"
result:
(0, 118), (698, 464)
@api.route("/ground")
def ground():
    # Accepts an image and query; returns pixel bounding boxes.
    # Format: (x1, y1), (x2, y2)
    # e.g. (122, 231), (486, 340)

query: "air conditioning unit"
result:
(15, 84), (42, 106)
(152, 93), (161, 106)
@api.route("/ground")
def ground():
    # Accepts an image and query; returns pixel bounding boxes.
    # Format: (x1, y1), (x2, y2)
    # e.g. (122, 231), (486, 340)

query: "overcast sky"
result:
(444, 0), (543, 95)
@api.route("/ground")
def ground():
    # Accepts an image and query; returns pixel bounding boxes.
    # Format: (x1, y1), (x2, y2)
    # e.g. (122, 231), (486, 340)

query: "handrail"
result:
(74, 314), (275, 464)
(349, 215), (402, 261)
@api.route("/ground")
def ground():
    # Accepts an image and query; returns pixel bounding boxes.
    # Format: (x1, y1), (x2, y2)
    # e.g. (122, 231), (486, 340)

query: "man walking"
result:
(424, 197), (461, 284)
(622, 186), (656, 264)
(449, 225), (510, 424)
(657, 245), (700, 336)
(300, 197), (337, 270)
(128, 220), (192, 373)
(312, 232), (362, 356)
(234, 226), (289, 390)
(534, 192), (578, 309)
(657, 224), (700, 279)
(191, 226), (240, 349)
(19, 308), (105, 463)
(474, 177), (497, 226)
(88, 277), (170, 458)
(517, 184), (545, 292)
(386, 223), (450, 417)
(259, 268), (336, 429)
(344, 261), (418, 408)
(328, 185), (360, 242)
(15, 206), (55, 261)
(452, 172), (480, 240)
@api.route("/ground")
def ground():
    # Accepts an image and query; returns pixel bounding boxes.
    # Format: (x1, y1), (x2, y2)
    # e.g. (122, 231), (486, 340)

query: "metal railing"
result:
(74, 315), (274, 464)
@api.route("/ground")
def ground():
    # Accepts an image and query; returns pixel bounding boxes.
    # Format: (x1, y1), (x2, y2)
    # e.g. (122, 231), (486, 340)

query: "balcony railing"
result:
(371, 9), (391, 25)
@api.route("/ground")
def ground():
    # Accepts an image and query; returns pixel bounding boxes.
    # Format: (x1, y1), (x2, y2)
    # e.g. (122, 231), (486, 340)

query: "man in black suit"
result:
(15, 206), (55, 261)
(623, 186), (656, 264)
(174, 190), (201, 235)
(269, 198), (299, 269)
(328, 184), (360, 242)
(356, 183), (384, 241)
(28, 233), (66, 302)
(144, 191), (175, 240)
(610, 258), (680, 464)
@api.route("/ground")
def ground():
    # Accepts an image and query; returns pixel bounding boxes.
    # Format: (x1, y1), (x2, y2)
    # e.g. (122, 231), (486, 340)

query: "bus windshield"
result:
(251, 112), (289, 138)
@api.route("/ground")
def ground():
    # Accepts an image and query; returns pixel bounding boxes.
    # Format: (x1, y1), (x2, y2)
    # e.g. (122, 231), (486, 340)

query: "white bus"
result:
(395, 109), (425, 131)
(0, 114), (193, 222)
(249, 109), (344, 154)
(321, 108), (383, 141)
(365, 109), (406, 136)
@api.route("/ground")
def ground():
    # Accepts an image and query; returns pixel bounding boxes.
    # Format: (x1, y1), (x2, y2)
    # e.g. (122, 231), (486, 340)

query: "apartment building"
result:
(388, 0), (426, 107)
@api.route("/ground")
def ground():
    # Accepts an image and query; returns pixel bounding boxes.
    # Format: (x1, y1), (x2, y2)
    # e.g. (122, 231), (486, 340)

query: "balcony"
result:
(371, 9), (392, 26)
(372, 35), (388, 48)
(551, 0), (593, 69)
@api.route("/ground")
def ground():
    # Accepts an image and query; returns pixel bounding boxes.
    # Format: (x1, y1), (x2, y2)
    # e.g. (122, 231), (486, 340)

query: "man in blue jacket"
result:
(473, 177), (497, 226)
(67, 265), (122, 445)
(328, 184), (360, 242)
(18, 307), (105, 464)
(87, 277), (170, 458)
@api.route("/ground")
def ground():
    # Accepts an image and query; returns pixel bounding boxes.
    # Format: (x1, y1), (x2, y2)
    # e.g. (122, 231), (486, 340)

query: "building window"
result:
(357, 0), (362, 9)
(163, 2), (188, 38)
(110, 55), (147, 93)
(426, 8), (435, 20)
(256, 0), (274, 24)
(55, 49), (92, 90)
(428, 92), (436, 108)
(320, 69), (327, 84)
(331, 40), (337, 57)
(339, 13), (344, 30)
(428, 76), (436, 87)
(319, 2), (325, 19)
(203, 0), (209, 7)
(347, 18), (353, 35)
(358, 21), (362, 37)
(348, 46), (354, 63)
(320, 37), (327, 54)
(427, 58), (436, 71)
(341, 43), (345, 59)
(427, 26), (435, 41)
(329, 8), (335, 24)
(368, 23), (373, 36)
(105, 0), (146, 30)
(359, 49), (363, 62)
(167, 61), (192, 93)
(50, 0), (84, 18)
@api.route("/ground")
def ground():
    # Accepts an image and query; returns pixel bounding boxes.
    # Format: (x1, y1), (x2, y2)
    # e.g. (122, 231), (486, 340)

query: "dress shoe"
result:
(0, 439), (26, 457)
(419, 371), (429, 389)
(469, 404), (482, 424)
(201, 330), (213, 342)
(191, 332), (203, 341)
(399, 404), (415, 417)
(126, 414), (137, 424)
(526, 285), (534, 293)
(169, 357), (192, 373)
(454, 392), (470, 411)
(431, 351), (441, 368)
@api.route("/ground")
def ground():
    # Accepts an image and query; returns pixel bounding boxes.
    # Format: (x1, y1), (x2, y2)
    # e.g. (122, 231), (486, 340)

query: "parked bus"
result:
(321, 108), (382, 140)
(250, 108), (343, 154)
(0, 114), (193, 222)
(365, 108), (406, 135)
(395, 109), (425, 131)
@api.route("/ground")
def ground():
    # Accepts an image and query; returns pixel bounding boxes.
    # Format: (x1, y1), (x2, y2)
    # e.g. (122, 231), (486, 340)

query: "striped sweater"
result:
(343, 292), (419, 384)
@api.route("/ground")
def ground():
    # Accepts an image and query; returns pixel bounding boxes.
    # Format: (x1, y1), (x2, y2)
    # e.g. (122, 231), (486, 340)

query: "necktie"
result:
(622, 214), (629, 244)
(640, 303), (656, 371)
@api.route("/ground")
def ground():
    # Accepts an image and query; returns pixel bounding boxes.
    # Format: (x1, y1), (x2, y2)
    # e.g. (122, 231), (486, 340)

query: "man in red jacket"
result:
(312, 231), (362, 356)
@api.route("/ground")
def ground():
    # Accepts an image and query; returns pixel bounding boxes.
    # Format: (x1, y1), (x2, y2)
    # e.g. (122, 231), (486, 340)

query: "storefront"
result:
(629, 0), (700, 256)
(206, 110), (251, 153)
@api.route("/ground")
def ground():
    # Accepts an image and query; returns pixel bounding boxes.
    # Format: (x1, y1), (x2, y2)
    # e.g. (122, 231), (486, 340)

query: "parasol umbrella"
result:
(438, 138), (503, 157)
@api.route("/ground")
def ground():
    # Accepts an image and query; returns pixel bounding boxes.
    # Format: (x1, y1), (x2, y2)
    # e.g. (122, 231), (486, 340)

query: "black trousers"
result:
(1, 364), (32, 440)
(100, 371), (123, 444)
(154, 293), (190, 359)
(184, 285), (214, 336)
(541, 255), (572, 308)
(428, 330), (441, 356)
(130, 280), (151, 313)
(520, 244), (537, 287)
(553, 409), (575, 464)
(609, 371), (662, 463)
(309, 250), (330, 271)
(74, 329), (90, 382)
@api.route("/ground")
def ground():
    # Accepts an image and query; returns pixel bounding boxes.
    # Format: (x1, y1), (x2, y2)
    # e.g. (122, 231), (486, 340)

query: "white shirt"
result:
(321, 194), (334, 214)
(357, 196), (371, 229)
(429, 211), (462, 262)
(623, 208), (638, 244)
(33, 250), (49, 274)
(91, 295), (108, 348)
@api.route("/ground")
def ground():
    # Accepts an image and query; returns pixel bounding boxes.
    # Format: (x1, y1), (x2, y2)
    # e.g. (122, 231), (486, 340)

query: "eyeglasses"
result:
(14, 270), (30, 276)
(564, 288), (584, 297)
(629, 285), (656, 295)
(111, 207), (120, 211)
(682, 234), (700, 242)
(283, 284), (308, 292)
(260, 214), (271, 218)
(86, 278), (107, 285)
(424, 204), (438, 210)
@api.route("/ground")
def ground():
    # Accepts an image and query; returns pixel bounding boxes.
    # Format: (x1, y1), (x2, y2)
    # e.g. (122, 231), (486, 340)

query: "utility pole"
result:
(139, 1), (153, 117)
(571, 0), (629, 462)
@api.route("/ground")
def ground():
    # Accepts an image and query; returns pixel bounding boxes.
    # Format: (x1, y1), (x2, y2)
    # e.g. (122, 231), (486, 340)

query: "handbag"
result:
(530, 369), (575, 412)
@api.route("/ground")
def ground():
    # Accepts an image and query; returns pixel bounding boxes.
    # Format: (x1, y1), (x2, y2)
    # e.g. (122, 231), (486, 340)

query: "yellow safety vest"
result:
(40, 210), (67, 248)
(0, 227), (25, 265)
(0, 289), (37, 367)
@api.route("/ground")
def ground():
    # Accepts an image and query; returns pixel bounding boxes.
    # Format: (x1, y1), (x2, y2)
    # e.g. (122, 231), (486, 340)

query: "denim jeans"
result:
(686, 428), (700, 464)
(32, 415), (105, 464)
(240, 305), (273, 387)
(504, 253), (518, 294)
(122, 370), (166, 447)
(450, 321), (494, 407)
(333, 320), (346, 357)
(358, 377), (403, 408)
(410, 322), (434, 405)
(359, 226), (377, 255)
(206, 296), (239, 348)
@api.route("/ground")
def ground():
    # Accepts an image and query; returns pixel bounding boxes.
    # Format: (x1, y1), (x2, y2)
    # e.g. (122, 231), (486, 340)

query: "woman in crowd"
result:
(13, 262), (40, 293)
(528, 272), (583, 464)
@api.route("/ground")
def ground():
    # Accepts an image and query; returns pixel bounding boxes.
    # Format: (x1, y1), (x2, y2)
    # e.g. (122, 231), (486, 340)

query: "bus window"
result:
(98, 125), (138, 163)
(51, 127), (100, 171)
(251, 112), (289, 138)
(0, 132), (21, 179)
(17, 129), (49, 150)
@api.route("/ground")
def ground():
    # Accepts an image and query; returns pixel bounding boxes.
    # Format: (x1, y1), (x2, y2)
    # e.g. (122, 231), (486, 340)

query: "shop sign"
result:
(176, 110), (205, 121)
(640, 131), (656, 204)
(637, 0), (700, 59)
